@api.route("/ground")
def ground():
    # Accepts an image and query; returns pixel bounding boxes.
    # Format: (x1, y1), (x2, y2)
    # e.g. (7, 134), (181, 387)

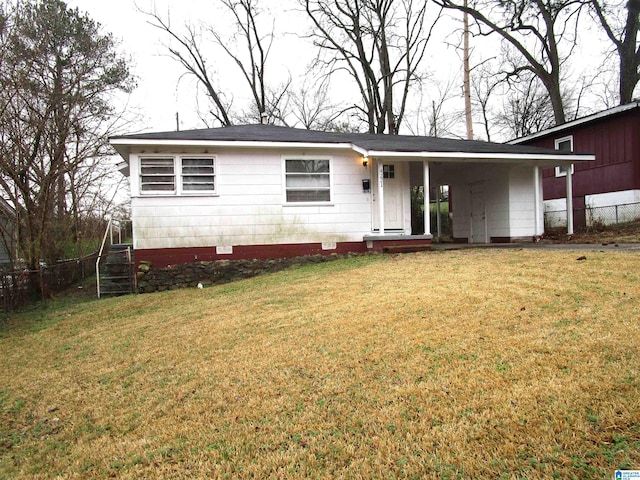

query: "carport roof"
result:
(110, 124), (593, 160)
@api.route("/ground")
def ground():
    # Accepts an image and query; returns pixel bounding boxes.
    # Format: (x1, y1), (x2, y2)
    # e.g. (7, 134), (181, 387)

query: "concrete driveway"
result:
(431, 242), (640, 252)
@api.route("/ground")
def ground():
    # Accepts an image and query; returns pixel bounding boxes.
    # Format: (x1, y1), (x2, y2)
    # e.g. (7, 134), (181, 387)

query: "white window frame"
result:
(180, 155), (217, 195)
(282, 156), (333, 205)
(554, 136), (574, 177)
(139, 156), (176, 194)
(139, 155), (217, 196)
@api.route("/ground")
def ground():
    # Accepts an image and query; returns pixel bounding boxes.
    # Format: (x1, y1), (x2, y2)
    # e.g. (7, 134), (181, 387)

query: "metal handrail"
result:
(95, 218), (113, 299)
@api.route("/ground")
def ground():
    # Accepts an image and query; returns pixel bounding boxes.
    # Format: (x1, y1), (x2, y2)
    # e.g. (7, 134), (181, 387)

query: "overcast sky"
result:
(64, 0), (613, 139)
(65, 0), (219, 133)
(65, 0), (317, 134)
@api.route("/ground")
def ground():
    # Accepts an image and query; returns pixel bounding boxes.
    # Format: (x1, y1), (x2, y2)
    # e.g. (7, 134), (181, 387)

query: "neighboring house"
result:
(0, 198), (16, 269)
(510, 101), (640, 228)
(110, 124), (592, 268)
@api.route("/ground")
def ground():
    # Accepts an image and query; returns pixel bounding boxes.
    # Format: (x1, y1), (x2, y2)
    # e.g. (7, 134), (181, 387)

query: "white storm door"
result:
(374, 161), (404, 230)
(470, 183), (487, 243)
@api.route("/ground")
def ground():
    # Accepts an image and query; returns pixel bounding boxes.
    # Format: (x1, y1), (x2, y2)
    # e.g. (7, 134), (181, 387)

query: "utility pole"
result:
(463, 0), (474, 140)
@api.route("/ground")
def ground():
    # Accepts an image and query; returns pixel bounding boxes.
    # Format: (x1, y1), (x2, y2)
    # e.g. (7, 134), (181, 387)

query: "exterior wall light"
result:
(362, 156), (368, 167)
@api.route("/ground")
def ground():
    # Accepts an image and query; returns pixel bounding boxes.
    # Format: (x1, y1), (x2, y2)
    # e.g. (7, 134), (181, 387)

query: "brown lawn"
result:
(1, 249), (639, 479)
(544, 219), (640, 244)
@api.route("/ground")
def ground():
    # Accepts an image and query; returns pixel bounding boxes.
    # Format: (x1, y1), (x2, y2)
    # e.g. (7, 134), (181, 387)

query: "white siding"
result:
(130, 147), (372, 250)
(449, 165), (510, 242)
(507, 166), (537, 238)
(487, 170), (511, 238)
(449, 164), (540, 241)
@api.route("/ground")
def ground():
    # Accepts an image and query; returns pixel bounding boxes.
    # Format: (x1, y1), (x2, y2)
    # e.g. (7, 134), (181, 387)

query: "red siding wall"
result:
(521, 109), (640, 200)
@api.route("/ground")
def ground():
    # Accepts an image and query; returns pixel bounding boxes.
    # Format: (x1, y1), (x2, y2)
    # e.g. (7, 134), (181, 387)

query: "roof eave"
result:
(109, 137), (371, 162)
(108, 137), (593, 165)
(109, 137), (358, 151)
(362, 150), (594, 163)
(509, 101), (640, 144)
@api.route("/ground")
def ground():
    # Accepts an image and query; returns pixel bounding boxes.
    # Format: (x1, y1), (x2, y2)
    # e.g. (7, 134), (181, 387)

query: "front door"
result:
(470, 182), (487, 243)
(374, 161), (404, 230)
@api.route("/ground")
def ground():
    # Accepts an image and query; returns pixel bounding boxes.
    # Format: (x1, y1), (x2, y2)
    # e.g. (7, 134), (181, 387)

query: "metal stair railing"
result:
(96, 218), (113, 299)
(100, 245), (135, 296)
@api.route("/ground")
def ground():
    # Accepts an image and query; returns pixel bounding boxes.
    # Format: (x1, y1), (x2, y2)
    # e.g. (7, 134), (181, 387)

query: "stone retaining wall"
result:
(136, 253), (359, 293)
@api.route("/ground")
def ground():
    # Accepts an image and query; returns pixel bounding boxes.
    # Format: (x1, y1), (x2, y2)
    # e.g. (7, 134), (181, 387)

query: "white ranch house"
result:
(110, 125), (592, 267)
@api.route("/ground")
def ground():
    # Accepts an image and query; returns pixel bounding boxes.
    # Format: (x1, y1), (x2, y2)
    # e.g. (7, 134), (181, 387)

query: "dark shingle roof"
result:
(111, 124), (584, 156)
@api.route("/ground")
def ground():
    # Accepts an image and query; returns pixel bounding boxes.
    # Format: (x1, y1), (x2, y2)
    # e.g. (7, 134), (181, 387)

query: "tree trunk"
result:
(540, 72), (566, 125)
(549, 86), (566, 125)
(619, 0), (640, 103)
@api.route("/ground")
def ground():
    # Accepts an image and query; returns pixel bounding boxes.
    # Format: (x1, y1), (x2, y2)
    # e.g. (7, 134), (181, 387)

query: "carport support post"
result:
(436, 185), (442, 239)
(534, 166), (541, 237)
(565, 164), (574, 235)
(378, 161), (385, 235)
(423, 161), (431, 235)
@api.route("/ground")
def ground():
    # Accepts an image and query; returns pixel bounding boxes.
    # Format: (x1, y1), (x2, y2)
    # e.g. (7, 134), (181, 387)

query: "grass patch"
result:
(1, 250), (639, 478)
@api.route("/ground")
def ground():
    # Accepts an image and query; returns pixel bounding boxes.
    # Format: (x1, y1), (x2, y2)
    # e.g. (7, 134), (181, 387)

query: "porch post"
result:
(378, 160), (385, 235)
(423, 161), (431, 236)
(565, 164), (574, 235)
(533, 166), (541, 237)
(436, 185), (442, 239)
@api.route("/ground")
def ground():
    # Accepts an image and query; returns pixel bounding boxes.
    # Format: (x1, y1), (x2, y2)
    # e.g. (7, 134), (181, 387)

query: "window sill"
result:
(134, 193), (219, 198)
(283, 202), (334, 207)
(181, 192), (218, 196)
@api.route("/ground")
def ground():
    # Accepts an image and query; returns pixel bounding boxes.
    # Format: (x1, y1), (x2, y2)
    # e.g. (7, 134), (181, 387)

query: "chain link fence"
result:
(545, 201), (640, 230)
(1, 253), (98, 313)
(586, 202), (640, 226)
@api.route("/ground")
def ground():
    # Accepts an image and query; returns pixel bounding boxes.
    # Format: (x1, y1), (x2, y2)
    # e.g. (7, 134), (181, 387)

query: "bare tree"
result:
(470, 60), (502, 141)
(433, 0), (587, 125)
(148, 17), (233, 126)
(66, 155), (130, 256)
(143, 0), (290, 126)
(496, 73), (556, 139)
(0, 0), (133, 269)
(233, 79), (293, 125)
(280, 79), (349, 130)
(304, 0), (441, 134)
(590, 0), (640, 104)
(405, 77), (464, 137)
(470, 51), (566, 141)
